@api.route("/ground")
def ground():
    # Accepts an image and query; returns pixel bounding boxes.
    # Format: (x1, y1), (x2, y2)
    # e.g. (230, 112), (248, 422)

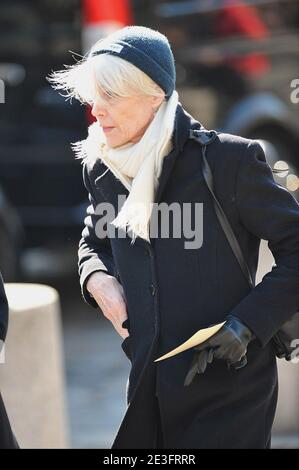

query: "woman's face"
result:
(90, 88), (164, 148)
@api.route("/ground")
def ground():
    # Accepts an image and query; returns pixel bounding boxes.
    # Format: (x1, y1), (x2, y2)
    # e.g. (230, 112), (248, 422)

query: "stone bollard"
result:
(0, 283), (69, 448)
(272, 360), (299, 436)
(257, 241), (299, 438)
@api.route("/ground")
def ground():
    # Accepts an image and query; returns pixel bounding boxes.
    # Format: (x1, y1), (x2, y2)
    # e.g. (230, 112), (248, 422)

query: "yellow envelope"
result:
(154, 321), (226, 362)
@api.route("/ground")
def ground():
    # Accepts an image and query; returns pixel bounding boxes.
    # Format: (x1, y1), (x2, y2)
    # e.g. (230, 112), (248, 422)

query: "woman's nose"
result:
(91, 100), (106, 118)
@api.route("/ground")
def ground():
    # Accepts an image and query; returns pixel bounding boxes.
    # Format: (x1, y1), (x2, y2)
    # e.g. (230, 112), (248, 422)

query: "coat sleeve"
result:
(229, 139), (299, 347)
(78, 161), (116, 308)
(0, 271), (8, 343)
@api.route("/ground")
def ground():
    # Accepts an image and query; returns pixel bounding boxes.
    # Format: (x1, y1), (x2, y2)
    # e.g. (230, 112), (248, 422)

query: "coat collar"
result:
(153, 101), (206, 205)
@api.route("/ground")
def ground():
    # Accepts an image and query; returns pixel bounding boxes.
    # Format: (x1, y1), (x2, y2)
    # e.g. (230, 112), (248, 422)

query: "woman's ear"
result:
(151, 94), (165, 113)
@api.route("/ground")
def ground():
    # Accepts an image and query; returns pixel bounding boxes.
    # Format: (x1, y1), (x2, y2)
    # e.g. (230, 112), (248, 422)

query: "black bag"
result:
(190, 128), (299, 361)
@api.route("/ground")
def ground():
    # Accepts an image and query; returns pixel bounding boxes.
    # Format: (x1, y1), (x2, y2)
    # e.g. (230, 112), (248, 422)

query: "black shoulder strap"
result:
(189, 129), (255, 289)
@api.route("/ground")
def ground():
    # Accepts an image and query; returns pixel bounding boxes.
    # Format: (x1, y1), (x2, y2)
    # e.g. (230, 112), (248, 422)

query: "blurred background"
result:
(0, 0), (298, 449)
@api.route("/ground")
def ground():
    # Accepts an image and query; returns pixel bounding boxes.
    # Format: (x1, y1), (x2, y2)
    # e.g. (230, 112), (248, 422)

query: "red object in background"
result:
(85, 105), (95, 125)
(83, 0), (133, 25)
(214, 0), (270, 77)
(82, 0), (134, 124)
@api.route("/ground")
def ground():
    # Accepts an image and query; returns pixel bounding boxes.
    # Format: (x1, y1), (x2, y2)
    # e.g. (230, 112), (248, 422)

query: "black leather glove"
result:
(184, 315), (254, 386)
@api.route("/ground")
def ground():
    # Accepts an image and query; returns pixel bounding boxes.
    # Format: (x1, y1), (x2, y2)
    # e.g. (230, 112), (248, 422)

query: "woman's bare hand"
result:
(86, 271), (129, 339)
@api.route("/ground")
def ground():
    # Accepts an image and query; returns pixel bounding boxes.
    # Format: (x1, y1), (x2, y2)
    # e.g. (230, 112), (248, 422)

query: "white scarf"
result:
(73, 90), (179, 244)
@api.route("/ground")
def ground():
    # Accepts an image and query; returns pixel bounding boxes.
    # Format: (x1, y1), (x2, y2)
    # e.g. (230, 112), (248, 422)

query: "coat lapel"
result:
(153, 102), (205, 205)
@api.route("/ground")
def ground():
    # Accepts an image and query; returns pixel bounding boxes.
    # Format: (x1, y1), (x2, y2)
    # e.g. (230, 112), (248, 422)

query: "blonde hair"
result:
(47, 38), (166, 105)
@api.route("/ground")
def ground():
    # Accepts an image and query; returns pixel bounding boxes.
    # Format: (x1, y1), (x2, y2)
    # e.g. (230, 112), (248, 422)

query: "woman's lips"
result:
(103, 127), (114, 133)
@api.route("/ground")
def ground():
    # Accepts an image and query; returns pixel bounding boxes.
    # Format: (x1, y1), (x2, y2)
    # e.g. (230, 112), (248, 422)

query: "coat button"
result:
(149, 283), (156, 296)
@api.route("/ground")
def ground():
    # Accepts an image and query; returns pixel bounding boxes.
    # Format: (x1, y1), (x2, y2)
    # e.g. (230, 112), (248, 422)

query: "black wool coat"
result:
(78, 103), (299, 449)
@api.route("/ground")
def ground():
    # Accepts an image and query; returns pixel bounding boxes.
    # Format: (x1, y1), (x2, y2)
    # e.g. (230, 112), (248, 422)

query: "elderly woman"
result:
(50, 26), (299, 449)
